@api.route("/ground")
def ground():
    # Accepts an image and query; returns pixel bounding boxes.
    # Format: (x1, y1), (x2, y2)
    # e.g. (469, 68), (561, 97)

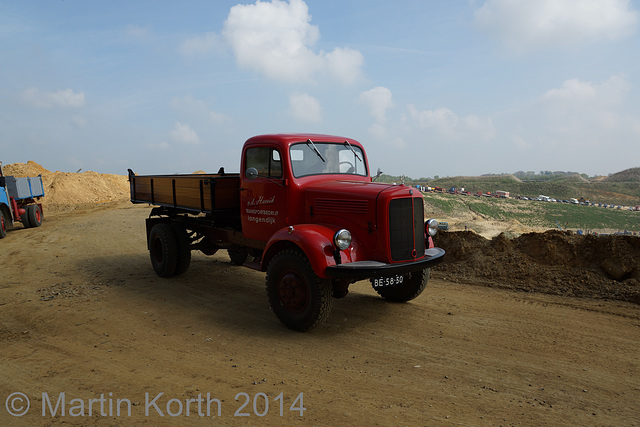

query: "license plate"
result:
(372, 274), (404, 288)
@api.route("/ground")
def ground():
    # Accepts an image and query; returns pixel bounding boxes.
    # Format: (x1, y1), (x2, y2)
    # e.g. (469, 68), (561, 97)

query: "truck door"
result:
(240, 146), (288, 241)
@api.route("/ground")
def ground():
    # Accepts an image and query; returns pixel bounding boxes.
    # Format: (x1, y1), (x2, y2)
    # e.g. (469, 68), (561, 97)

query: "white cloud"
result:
(170, 122), (201, 144)
(324, 47), (364, 86)
(367, 123), (406, 149)
(406, 105), (496, 142)
(289, 92), (322, 123)
(360, 86), (393, 123)
(222, 0), (363, 84)
(535, 74), (638, 143)
(70, 115), (87, 129)
(474, 0), (639, 51)
(541, 78), (597, 101)
(496, 74), (640, 170)
(171, 95), (206, 112)
(147, 141), (170, 151)
(170, 95), (228, 123)
(123, 24), (152, 42)
(180, 32), (223, 56)
(512, 135), (531, 149)
(22, 87), (85, 108)
(541, 74), (631, 107)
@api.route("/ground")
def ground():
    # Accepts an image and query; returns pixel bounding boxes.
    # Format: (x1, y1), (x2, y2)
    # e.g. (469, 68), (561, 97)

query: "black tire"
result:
(266, 249), (333, 332)
(0, 211), (7, 238)
(148, 223), (179, 277)
(27, 204), (42, 227)
(372, 268), (430, 302)
(21, 209), (31, 228)
(228, 247), (248, 266)
(169, 223), (191, 276)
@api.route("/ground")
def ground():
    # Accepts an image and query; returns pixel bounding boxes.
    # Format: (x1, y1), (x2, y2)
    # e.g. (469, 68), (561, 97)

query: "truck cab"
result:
(238, 134), (442, 279)
(239, 134), (369, 241)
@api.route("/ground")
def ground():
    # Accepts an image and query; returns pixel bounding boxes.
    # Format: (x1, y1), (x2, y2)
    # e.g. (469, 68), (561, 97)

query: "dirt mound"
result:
(434, 230), (640, 304)
(2, 160), (51, 176)
(3, 161), (129, 212)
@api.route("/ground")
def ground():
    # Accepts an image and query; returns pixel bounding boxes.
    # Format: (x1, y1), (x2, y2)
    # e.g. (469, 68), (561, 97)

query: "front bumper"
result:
(325, 247), (445, 281)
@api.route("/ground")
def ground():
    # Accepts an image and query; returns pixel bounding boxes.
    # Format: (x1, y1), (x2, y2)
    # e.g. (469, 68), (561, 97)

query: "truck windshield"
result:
(290, 142), (367, 178)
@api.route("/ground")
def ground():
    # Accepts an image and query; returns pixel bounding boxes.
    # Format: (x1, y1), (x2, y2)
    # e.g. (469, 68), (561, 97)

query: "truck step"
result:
(243, 260), (262, 271)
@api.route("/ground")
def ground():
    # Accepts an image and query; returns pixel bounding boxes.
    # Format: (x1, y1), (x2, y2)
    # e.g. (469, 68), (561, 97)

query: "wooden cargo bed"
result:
(128, 170), (240, 214)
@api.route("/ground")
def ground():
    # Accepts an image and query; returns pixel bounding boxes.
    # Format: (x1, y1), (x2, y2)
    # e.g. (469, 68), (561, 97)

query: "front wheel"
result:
(0, 212), (7, 238)
(371, 268), (430, 302)
(266, 249), (333, 332)
(228, 247), (248, 266)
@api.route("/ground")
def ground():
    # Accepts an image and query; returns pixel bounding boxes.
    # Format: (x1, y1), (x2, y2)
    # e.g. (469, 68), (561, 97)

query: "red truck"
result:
(129, 133), (444, 331)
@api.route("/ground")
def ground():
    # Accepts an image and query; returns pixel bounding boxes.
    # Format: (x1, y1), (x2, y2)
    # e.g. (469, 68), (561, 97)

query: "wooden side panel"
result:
(130, 173), (240, 212)
(213, 177), (241, 210)
(151, 177), (175, 206)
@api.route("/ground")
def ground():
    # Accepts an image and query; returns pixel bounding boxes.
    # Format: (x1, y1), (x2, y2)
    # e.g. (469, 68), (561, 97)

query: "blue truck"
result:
(0, 162), (45, 238)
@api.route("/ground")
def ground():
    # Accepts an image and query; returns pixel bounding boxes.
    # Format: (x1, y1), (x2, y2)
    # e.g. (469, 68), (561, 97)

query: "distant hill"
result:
(552, 174), (590, 183)
(361, 168), (639, 205)
(390, 168), (640, 206)
(603, 167), (640, 183)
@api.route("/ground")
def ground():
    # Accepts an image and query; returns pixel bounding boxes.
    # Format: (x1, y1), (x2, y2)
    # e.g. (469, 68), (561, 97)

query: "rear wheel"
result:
(170, 223), (191, 275)
(21, 208), (31, 228)
(371, 268), (430, 302)
(149, 223), (178, 277)
(266, 249), (333, 331)
(27, 204), (42, 227)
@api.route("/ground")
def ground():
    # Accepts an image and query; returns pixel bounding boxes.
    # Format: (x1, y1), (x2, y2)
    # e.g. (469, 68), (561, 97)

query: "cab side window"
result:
(245, 147), (282, 178)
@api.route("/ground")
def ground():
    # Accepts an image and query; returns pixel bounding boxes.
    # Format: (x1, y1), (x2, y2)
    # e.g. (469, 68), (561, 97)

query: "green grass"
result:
(423, 193), (640, 232)
(423, 196), (462, 215)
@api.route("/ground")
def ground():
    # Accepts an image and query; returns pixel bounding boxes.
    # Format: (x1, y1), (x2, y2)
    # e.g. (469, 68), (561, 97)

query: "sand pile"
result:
(434, 229), (640, 304)
(3, 161), (129, 211)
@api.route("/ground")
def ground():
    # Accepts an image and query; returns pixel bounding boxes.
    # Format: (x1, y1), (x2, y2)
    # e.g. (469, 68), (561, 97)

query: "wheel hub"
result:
(278, 272), (308, 313)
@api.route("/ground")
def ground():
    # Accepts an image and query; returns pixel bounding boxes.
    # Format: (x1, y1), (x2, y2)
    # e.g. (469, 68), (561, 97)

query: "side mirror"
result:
(372, 167), (383, 182)
(245, 167), (259, 180)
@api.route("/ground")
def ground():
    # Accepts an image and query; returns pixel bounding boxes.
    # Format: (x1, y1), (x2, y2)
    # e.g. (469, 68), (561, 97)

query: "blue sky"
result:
(1, 0), (639, 178)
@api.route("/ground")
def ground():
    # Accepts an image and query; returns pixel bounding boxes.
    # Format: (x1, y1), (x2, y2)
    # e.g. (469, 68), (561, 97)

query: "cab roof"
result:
(244, 133), (363, 149)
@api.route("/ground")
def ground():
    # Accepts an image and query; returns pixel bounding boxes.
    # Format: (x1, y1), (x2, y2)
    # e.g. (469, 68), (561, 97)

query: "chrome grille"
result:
(389, 198), (425, 261)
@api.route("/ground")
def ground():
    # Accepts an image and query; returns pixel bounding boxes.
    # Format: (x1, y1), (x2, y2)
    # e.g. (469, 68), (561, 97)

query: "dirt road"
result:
(1, 203), (638, 425)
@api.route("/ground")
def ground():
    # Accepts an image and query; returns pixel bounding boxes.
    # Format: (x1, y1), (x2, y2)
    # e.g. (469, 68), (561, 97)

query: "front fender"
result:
(262, 224), (352, 278)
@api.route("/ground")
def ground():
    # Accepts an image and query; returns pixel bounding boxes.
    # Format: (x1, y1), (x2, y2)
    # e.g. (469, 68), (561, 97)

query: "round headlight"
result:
(425, 219), (438, 237)
(333, 229), (352, 251)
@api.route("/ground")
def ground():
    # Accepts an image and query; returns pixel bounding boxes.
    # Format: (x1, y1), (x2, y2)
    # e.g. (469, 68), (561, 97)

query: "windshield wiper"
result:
(306, 139), (325, 162)
(343, 140), (362, 162)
